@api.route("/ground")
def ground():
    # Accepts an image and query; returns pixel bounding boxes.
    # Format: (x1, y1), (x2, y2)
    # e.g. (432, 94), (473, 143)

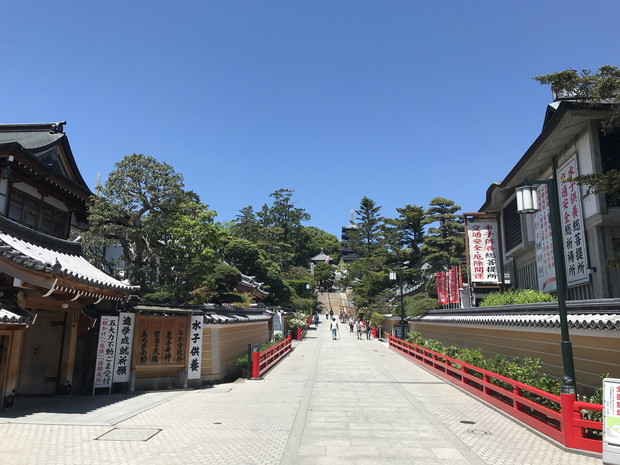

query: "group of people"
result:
(349, 316), (372, 340)
(328, 314), (373, 340)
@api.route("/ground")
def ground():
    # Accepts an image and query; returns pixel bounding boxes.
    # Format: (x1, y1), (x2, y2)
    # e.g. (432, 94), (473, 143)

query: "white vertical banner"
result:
(113, 312), (135, 383)
(603, 378), (620, 455)
(534, 183), (557, 292)
(187, 315), (203, 380)
(93, 316), (118, 391)
(557, 156), (589, 286)
(466, 219), (501, 283)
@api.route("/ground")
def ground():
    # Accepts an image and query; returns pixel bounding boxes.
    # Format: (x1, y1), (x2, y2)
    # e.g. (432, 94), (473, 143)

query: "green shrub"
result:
(480, 289), (556, 307)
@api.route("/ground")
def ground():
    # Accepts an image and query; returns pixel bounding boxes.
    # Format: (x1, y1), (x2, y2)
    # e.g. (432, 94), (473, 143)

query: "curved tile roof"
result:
(417, 313), (620, 330)
(0, 308), (35, 325)
(0, 233), (138, 293)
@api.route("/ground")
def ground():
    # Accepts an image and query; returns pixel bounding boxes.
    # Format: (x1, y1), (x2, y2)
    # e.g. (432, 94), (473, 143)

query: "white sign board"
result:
(113, 312), (135, 383)
(534, 183), (557, 293)
(94, 316), (118, 390)
(187, 315), (203, 380)
(466, 219), (501, 283)
(557, 156), (590, 286)
(603, 378), (620, 464)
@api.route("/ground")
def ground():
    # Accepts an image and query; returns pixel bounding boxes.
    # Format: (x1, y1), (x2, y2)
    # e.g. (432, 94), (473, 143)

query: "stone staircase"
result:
(316, 290), (355, 316)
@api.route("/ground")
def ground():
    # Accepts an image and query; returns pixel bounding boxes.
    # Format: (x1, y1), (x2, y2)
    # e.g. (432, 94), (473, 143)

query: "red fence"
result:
(251, 336), (293, 379)
(389, 335), (602, 453)
(297, 324), (309, 341)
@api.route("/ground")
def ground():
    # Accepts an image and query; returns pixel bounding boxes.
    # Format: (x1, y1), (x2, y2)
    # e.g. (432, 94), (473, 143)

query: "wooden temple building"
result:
(0, 122), (137, 409)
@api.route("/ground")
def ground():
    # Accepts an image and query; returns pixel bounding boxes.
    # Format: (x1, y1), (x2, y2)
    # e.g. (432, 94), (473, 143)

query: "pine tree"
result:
(421, 197), (464, 272)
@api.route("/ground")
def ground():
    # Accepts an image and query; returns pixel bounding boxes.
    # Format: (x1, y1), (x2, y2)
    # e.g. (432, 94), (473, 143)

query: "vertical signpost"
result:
(187, 315), (203, 381)
(113, 312), (135, 383)
(93, 315), (118, 395)
(604, 378), (620, 464)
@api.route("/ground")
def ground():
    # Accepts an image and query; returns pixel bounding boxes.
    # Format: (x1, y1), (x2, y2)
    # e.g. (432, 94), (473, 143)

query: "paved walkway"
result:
(0, 321), (601, 464)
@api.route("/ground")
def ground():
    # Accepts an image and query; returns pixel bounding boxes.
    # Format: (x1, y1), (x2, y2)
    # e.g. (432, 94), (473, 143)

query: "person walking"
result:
(365, 320), (372, 340)
(356, 319), (363, 340)
(330, 318), (339, 340)
(348, 316), (354, 333)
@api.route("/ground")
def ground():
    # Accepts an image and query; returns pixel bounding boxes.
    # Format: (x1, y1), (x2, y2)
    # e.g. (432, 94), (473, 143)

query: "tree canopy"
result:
(534, 65), (620, 134)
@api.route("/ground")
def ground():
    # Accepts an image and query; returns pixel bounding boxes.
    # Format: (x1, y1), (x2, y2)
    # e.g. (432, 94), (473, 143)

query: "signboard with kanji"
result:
(436, 272), (448, 305)
(187, 315), (203, 379)
(603, 378), (620, 463)
(113, 313), (135, 383)
(466, 218), (501, 283)
(557, 156), (589, 287)
(136, 316), (188, 366)
(534, 183), (557, 293)
(94, 316), (118, 390)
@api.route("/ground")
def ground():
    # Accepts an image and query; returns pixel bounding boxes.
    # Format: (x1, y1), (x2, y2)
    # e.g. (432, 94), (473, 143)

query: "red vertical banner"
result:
(449, 267), (460, 304)
(436, 272), (448, 305)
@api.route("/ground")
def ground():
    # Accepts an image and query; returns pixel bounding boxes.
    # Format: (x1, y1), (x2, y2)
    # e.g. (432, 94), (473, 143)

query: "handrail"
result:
(251, 336), (293, 379)
(389, 334), (602, 453)
(297, 324), (308, 341)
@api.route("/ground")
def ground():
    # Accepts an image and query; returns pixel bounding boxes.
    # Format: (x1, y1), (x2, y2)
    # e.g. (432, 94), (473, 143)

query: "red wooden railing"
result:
(297, 324), (309, 341)
(389, 335), (602, 453)
(251, 335), (293, 379)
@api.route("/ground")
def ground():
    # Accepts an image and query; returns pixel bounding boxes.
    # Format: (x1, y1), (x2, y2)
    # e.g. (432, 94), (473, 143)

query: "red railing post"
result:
(251, 344), (260, 379)
(560, 392), (580, 449)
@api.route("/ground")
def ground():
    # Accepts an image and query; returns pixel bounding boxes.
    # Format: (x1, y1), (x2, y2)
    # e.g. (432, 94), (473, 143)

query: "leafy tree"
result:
(230, 206), (261, 241)
(152, 194), (223, 302)
(382, 204), (425, 267)
(222, 236), (291, 306)
(421, 197), (465, 272)
(313, 262), (335, 289)
(295, 226), (340, 267)
(86, 154), (188, 290)
(232, 189), (311, 269)
(348, 196), (382, 258)
(534, 65), (620, 134)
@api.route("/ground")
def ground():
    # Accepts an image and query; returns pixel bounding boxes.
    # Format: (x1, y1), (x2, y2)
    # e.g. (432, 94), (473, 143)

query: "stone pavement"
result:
(0, 320), (602, 465)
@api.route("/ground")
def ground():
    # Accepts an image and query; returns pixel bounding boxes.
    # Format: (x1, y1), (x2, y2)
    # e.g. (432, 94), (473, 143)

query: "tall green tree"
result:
(421, 197), (464, 272)
(153, 194), (223, 302)
(235, 188), (311, 268)
(86, 154), (188, 289)
(349, 196), (383, 258)
(382, 204), (425, 267)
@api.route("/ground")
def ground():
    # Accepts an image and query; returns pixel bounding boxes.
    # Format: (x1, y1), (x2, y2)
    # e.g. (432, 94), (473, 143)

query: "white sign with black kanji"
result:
(187, 315), (203, 380)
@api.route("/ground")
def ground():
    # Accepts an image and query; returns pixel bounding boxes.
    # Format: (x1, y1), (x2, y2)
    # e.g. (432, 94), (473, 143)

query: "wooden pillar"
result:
(58, 307), (79, 394)
(0, 330), (24, 409)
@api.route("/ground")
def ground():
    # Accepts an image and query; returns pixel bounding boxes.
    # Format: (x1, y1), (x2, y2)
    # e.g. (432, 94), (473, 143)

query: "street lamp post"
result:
(516, 179), (576, 393)
(389, 266), (406, 339)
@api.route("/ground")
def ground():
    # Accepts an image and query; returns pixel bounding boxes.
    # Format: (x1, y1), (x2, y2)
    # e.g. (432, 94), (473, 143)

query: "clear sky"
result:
(2, 1), (618, 238)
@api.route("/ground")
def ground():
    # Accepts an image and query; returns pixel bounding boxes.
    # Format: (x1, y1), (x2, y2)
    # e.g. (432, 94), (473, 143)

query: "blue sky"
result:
(2, 1), (619, 238)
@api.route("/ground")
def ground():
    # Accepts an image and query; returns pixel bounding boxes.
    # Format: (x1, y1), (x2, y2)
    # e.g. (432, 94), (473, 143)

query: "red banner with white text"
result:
(436, 272), (448, 305)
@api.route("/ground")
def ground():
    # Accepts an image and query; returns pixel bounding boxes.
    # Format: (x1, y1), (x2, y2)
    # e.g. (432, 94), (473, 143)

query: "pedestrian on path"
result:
(348, 316), (354, 333)
(356, 319), (362, 339)
(365, 320), (372, 340)
(330, 318), (339, 340)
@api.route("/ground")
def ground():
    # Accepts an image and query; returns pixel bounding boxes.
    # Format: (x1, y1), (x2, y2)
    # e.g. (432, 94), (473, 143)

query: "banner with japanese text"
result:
(557, 156), (589, 286)
(136, 316), (188, 366)
(436, 272), (448, 305)
(534, 183), (557, 292)
(466, 218), (501, 283)
(113, 313), (135, 383)
(448, 267), (460, 304)
(94, 316), (118, 389)
(187, 315), (203, 380)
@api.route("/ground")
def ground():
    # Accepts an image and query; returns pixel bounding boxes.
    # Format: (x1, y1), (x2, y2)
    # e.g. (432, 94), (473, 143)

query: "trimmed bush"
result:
(480, 288), (556, 307)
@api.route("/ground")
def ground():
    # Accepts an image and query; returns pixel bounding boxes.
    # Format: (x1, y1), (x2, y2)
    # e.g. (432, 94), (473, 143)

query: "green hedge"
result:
(480, 288), (556, 307)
